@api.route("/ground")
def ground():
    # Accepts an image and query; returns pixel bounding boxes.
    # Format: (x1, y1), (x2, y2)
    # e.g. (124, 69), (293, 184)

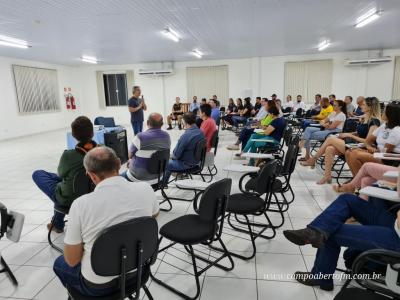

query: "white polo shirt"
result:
(293, 101), (307, 112)
(64, 176), (159, 284)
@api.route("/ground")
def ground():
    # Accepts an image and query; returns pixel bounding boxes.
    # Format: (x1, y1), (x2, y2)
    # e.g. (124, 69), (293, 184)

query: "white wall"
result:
(1, 48), (400, 140)
(0, 56), (82, 140)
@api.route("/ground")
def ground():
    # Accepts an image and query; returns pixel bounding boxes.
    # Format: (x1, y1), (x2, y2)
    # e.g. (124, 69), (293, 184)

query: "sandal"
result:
(332, 184), (355, 193)
(300, 158), (316, 168)
(317, 177), (332, 185)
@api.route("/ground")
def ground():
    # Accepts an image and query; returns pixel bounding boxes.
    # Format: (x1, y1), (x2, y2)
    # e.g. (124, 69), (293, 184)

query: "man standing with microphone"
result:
(128, 86), (147, 135)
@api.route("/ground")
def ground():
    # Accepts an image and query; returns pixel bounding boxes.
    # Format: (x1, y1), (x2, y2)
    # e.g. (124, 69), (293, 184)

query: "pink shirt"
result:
(200, 117), (217, 152)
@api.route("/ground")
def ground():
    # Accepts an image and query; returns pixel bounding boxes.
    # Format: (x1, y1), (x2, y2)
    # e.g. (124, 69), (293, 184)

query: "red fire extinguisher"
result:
(71, 95), (76, 110)
(64, 87), (71, 109)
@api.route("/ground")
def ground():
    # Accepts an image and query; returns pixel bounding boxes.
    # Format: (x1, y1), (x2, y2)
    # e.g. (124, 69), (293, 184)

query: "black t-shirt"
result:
(243, 104), (253, 117)
(236, 104), (244, 112)
(228, 104), (237, 112)
(172, 103), (183, 115)
(128, 97), (144, 122)
(254, 103), (262, 111)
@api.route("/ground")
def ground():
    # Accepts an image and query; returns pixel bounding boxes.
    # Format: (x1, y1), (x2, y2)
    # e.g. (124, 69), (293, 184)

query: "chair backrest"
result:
(94, 117), (116, 127)
(197, 178), (232, 240)
(295, 108), (304, 117)
(342, 118), (359, 133)
(281, 136), (300, 175)
(283, 107), (292, 114)
(194, 138), (207, 171)
(147, 149), (170, 177)
(282, 125), (293, 147)
(210, 130), (219, 155)
(72, 169), (94, 197)
(253, 160), (279, 195)
(91, 217), (158, 285)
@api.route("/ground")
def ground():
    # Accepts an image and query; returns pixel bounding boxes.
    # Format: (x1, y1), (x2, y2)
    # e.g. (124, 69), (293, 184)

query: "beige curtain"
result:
(96, 71), (106, 109)
(187, 65), (229, 105)
(284, 60), (333, 103)
(126, 70), (134, 93)
(392, 57), (400, 100)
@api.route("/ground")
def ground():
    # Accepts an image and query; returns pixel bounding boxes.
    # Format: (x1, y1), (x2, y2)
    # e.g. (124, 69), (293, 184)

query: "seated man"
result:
(306, 94), (322, 117)
(353, 96), (365, 116)
(167, 97), (184, 130)
(209, 99), (221, 125)
(292, 95), (307, 113)
(344, 95), (355, 117)
(252, 97), (262, 116)
(199, 103), (217, 152)
(283, 191), (400, 291)
(53, 146), (159, 297)
(122, 113), (171, 184)
(164, 113), (206, 183)
(302, 97), (333, 129)
(282, 95), (294, 113)
(189, 95), (200, 115)
(32, 116), (97, 233)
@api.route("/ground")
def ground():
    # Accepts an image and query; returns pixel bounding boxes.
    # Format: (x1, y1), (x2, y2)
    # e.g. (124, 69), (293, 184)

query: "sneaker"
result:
(167, 126), (173, 130)
(47, 223), (64, 234)
(178, 124), (182, 130)
(227, 144), (240, 150)
(283, 228), (326, 248)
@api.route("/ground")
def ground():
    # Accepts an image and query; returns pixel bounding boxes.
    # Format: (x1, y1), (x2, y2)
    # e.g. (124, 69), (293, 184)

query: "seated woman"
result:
(298, 100), (347, 165)
(227, 100), (275, 151)
(222, 98), (242, 129)
(232, 97), (253, 128)
(333, 162), (398, 194)
(300, 97), (381, 184)
(345, 101), (400, 175)
(32, 116), (97, 233)
(283, 166), (400, 291)
(240, 106), (286, 165)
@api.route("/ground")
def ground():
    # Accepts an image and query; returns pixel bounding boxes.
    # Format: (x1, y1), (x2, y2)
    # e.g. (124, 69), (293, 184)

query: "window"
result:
(12, 65), (60, 114)
(392, 56), (400, 99)
(187, 65), (229, 104)
(103, 73), (128, 106)
(284, 60), (333, 103)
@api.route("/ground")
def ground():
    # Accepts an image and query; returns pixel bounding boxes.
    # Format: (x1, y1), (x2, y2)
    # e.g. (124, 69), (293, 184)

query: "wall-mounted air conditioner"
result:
(344, 56), (392, 66)
(138, 69), (174, 76)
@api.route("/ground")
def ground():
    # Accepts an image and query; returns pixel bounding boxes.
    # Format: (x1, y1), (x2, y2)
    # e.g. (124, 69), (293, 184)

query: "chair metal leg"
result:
(150, 245), (201, 300)
(47, 217), (63, 253)
(159, 188), (173, 212)
(0, 256), (18, 286)
(142, 285), (154, 300)
(225, 214), (257, 260)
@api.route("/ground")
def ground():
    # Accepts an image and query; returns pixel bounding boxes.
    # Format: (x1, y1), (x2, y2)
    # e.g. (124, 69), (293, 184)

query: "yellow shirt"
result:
(315, 105), (333, 120)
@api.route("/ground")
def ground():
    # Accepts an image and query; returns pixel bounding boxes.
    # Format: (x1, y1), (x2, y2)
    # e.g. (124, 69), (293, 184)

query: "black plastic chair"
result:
(221, 160), (280, 260)
(200, 130), (219, 182)
(164, 139), (208, 202)
(48, 170), (94, 253)
(67, 217), (158, 300)
(94, 117), (116, 128)
(145, 149), (172, 212)
(151, 179), (233, 300)
(334, 249), (400, 300)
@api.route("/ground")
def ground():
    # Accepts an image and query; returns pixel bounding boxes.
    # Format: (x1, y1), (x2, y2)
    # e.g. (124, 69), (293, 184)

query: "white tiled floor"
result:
(0, 126), (347, 300)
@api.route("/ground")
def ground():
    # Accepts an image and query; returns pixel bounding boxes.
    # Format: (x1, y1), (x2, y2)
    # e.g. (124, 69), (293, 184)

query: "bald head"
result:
(147, 112), (163, 129)
(357, 96), (365, 105)
(83, 146), (121, 181)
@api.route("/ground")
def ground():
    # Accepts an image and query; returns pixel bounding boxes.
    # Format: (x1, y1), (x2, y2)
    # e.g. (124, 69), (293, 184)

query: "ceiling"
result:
(0, 0), (399, 65)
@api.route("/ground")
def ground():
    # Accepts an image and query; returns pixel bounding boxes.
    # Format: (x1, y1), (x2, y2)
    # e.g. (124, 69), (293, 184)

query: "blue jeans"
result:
(232, 116), (247, 127)
(301, 127), (339, 153)
(32, 170), (65, 230)
(307, 194), (400, 287)
(302, 119), (317, 130)
(131, 121), (143, 135)
(54, 256), (116, 297)
(163, 159), (193, 184)
(239, 128), (255, 151)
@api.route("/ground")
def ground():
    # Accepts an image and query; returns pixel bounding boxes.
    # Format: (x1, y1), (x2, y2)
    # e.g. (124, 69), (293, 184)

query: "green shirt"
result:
(55, 149), (86, 206)
(260, 114), (274, 127)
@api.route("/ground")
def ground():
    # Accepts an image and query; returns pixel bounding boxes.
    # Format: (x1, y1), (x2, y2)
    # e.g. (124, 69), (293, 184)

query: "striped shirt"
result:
(128, 128), (171, 181)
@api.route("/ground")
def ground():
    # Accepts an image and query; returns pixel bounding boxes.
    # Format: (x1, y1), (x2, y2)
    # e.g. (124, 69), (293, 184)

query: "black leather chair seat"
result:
(67, 265), (150, 300)
(227, 193), (264, 214)
(334, 287), (391, 300)
(160, 215), (214, 245)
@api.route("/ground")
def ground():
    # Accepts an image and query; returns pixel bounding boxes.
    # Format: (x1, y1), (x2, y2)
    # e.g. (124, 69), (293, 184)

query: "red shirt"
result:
(200, 117), (217, 152)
